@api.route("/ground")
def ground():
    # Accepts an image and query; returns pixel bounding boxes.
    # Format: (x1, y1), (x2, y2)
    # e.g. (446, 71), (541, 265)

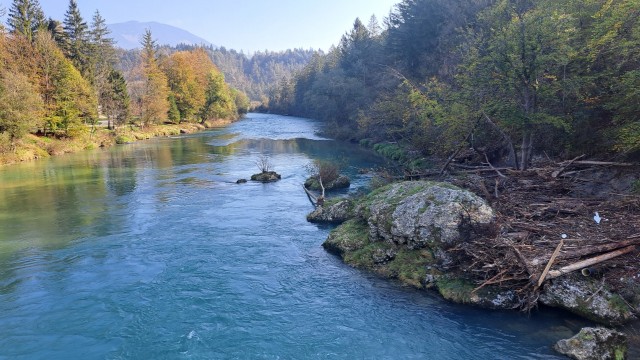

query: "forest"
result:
(118, 44), (316, 106)
(0, 0), (248, 164)
(267, 0), (640, 170)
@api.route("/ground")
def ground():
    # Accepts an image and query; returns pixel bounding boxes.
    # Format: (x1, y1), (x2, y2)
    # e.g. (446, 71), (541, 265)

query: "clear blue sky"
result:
(4, 0), (399, 52)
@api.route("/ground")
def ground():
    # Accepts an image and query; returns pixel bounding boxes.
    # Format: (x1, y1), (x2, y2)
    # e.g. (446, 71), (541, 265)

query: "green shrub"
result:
(115, 135), (134, 144)
(632, 179), (640, 194)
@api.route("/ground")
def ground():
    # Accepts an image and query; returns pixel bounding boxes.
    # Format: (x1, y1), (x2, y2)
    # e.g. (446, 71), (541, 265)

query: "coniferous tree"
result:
(90, 10), (117, 118)
(90, 10), (115, 69)
(6, 0), (45, 42)
(63, 0), (90, 75)
(167, 94), (180, 123)
(138, 29), (169, 126)
(102, 69), (130, 130)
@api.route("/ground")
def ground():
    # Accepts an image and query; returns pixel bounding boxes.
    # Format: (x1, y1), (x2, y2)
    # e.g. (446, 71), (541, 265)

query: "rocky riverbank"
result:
(310, 176), (640, 356)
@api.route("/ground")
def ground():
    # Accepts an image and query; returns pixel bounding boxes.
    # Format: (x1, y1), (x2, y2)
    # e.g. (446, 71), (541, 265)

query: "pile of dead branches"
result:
(441, 157), (640, 310)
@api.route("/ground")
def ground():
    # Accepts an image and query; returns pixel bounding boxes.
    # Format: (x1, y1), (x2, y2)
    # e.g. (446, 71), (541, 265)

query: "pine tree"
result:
(102, 70), (130, 129)
(90, 10), (117, 118)
(7, 0), (46, 42)
(167, 94), (181, 123)
(141, 29), (157, 67)
(63, 0), (89, 75)
(138, 29), (169, 126)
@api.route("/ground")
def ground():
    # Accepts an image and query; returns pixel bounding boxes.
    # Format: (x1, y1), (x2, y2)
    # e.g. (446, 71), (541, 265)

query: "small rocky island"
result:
(250, 171), (281, 183)
(250, 155), (281, 183)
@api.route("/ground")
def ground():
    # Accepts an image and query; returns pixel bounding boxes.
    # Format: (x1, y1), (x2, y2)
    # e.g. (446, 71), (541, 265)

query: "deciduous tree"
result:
(0, 71), (44, 142)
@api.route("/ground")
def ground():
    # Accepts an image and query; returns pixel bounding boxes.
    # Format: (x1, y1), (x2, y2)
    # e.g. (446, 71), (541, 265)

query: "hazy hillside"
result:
(108, 21), (213, 49)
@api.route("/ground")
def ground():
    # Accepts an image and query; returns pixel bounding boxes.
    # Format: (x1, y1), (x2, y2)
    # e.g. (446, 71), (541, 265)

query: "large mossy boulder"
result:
(322, 219), (436, 289)
(320, 181), (512, 302)
(554, 327), (627, 360)
(356, 181), (495, 255)
(540, 275), (637, 325)
(307, 199), (354, 224)
(250, 171), (281, 183)
(304, 175), (351, 191)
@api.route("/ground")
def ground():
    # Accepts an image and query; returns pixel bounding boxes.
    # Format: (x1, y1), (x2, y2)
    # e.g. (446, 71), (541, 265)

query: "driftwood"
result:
(546, 245), (637, 280)
(303, 185), (319, 207)
(552, 154), (585, 178)
(472, 269), (508, 294)
(484, 153), (507, 178)
(558, 239), (640, 260)
(537, 239), (564, 287)
(565, 160), (634, 167)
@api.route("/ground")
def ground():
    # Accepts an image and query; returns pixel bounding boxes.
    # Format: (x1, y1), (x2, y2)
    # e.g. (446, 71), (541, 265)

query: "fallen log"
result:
(552, 154), (585, 178)
(303, 185), (319, 207)
(537, 239), (564, 287)
(545, 245), (637, 280)
(558, 239), (640, 260)
(559, 160), (634, 167)
(484, 153), (507, 179)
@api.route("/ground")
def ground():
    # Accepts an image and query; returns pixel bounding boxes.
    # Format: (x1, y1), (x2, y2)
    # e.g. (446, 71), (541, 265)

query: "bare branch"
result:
(255, 155), (272, 173)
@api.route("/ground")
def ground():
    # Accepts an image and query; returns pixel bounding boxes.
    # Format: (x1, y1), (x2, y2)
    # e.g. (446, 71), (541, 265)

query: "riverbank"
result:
(310, 149), (640, 356)
(0, 118), (235, 167)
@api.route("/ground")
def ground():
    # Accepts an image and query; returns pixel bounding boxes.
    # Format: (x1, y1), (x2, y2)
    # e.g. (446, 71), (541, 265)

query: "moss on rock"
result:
(250, 171), (281, 183)
(436, 277), (476, 304)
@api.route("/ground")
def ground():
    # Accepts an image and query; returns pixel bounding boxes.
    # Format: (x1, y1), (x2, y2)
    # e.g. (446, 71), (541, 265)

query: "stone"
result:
(554, 327), (627, 360)
(236, 179), (247, 184)
(539, 274), (636, 325)
(320, 181), (515, 304)
(357, 181), (494, 255)
(250, 171), (281, 183)
(306, 199), (354, 224)
(322, 219), (370, 256)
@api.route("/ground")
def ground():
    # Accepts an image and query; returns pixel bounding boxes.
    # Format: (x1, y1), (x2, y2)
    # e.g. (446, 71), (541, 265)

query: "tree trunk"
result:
(519, 130), (533, 171)
(318, 175), (326, 199)
(481, 112), (518, 169)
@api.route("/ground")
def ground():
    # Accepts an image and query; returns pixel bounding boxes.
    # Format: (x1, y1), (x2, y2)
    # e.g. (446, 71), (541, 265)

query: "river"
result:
(0, 113), (592, 359)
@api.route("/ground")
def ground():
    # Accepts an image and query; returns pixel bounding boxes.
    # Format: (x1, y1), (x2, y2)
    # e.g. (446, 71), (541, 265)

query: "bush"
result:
(373, 142), (407, 162)
(115, 135), (134, 144)
(632, 179), (640, 195)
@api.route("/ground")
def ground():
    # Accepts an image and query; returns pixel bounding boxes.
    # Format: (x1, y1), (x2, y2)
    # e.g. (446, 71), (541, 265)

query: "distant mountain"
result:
(107, 21), (213, 50)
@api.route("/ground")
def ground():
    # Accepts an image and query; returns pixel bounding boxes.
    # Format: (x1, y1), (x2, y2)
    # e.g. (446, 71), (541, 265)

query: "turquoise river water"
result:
(0, 113), (596, 359)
